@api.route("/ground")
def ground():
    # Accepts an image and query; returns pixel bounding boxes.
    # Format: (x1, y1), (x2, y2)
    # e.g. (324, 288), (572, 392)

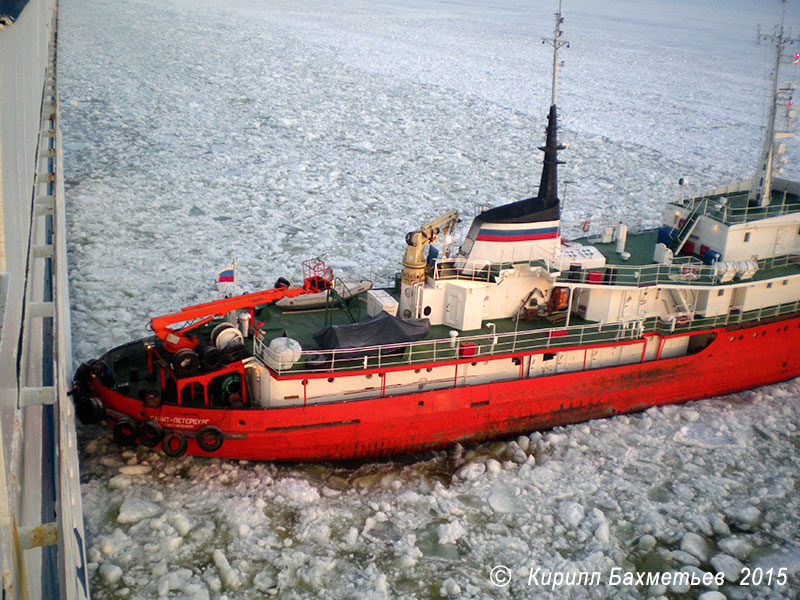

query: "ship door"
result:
(443, 288), (464, 329)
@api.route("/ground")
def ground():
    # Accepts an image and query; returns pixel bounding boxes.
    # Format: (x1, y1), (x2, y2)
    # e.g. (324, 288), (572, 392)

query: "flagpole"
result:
(233, 258), (237, 296)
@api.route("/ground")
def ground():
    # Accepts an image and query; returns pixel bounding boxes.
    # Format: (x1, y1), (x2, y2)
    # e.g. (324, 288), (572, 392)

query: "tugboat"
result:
(73, 7), (800, 461)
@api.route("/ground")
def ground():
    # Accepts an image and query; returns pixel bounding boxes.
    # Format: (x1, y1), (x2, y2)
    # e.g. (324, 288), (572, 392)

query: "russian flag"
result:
(216, 264), (235, 284)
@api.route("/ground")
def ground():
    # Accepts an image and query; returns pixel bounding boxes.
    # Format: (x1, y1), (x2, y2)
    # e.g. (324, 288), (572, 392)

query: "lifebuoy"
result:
(196, 426), (224, 453)
(681, 264), (698, 280)
(581, 220), (590, 233)
(75, 395), (105, 424)
(676, 314), (689, 325)
(138, 420), (163, 448)
(162, 431), (188, 457)
(113, 418), (138, 446)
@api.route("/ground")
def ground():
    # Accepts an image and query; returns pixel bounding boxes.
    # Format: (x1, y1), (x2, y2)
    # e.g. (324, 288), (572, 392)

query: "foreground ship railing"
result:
(0, 2), (90, 598)
(257, 298), (800, 375)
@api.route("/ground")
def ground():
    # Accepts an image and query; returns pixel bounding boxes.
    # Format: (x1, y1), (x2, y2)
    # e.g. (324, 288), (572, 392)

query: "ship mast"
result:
(749, 1), (799, 207)
(537, 1), (569, 208)
(543, 0), (569, 106)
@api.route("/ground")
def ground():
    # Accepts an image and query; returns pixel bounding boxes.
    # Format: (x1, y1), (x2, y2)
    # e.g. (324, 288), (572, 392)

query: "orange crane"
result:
(151, 259), (333, 353)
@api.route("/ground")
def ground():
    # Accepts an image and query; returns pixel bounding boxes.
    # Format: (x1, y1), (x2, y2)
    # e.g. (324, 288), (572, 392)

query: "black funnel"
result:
(537, 104), (564, 209)
(475, 104), (563, 224)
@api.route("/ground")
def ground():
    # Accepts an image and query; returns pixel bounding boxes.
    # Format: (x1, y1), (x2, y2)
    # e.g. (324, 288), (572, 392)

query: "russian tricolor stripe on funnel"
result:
(476, 225), (560, 242)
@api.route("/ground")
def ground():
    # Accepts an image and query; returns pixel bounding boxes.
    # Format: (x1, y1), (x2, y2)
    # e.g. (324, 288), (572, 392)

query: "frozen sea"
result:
(60, 0), (800, 598)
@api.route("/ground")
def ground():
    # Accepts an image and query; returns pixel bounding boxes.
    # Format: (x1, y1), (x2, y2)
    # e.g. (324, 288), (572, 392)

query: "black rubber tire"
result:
(196, 426), (224, 453)
(161, 431), (188, 457)
(274, 277), (291, 289)
(200, 345), (225, 370)
(172, 349), (200, 378)
(138, 420), (163, 448)
(76, 395), (105, 424)
(72, 361), (92, 395)
(113, 418), (138, 446)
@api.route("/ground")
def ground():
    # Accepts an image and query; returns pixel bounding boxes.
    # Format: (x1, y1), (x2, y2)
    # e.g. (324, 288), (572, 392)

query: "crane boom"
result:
(400, 209), (459, 285)
(151, 286), (309, 353)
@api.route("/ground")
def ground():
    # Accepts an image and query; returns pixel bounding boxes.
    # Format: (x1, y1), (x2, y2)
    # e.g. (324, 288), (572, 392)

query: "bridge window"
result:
(744, 232), (751, 242)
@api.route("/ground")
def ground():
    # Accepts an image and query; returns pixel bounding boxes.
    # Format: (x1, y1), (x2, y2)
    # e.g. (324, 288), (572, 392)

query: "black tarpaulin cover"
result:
(312, 311), (430, 356)
(0, 0), (29, 21)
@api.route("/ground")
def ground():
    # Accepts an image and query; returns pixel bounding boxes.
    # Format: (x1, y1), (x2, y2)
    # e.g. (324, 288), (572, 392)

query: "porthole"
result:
(739, 335), (744, 340)
(423, 306), (432, 316)
(729, 336), (735, 342)
(418, 401), (424, 407)
(238, 420), (246, 426)
(426, 367), (433, 372)
(327, 377), (334, 383)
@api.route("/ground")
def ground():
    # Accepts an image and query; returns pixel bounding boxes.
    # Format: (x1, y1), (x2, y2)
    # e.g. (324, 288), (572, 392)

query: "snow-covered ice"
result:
(59, 0), (800, 598)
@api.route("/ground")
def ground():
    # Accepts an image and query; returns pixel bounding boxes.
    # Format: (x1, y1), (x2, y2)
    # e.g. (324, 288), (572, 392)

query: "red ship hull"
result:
(88, 315), (800, 461)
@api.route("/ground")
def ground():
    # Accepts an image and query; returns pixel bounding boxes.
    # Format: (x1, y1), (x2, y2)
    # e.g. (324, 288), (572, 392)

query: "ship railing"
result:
(259, 318), (648, 375)
(561, 256), (719, 287)
(431, 257), (551, 283)
(257, 297), (800, 375)
(565, 252), (800, 288)
(675, 181), (800, 225)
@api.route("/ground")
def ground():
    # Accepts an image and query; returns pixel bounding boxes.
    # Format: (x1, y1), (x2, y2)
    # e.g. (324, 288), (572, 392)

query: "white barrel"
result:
(238, 312), (251, 337)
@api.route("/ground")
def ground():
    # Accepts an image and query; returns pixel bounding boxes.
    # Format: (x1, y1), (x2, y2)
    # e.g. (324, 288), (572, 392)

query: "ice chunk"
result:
(488, 486), (516, 514)
(117, 495), (162, 524)
(724, 506), (761, 530)
(717, 537), (751, 561)
(680, 532), (710, 562)
(558, 501), (585, 528)
(437, 521), (467, 545)
(594, 521), (610, 543)
(167, 512), (192, 537)
(698, 592), (726, 600)
(636, 535), (655, 552)
(108, 474), (132, 491)
(212, 549), (241, 590)
(253, 569), (277, 593)
(440, 577), (461, 597)
(672, 550), (701, 567)
(456, 461), (485, 481)
(485, 458), (502, 474)
(99, 563), (123, 585)
(505, 441), (527, 464)
(119, 465), (152, 476)
(710, 553), (744, 582)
